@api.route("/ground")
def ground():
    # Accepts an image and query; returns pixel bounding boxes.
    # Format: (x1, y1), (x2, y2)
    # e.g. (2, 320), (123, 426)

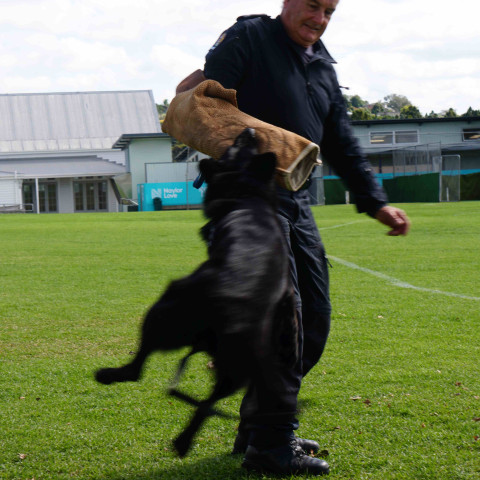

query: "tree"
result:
(425, 110), (439, 118)
(343, 94), (353, 112)
(343, 94), (368, 114)
(442, 108), (458, 118)
(371, 102), (385, 117)
(383, 94), (411, 115)
(400, 104), (422, 119)
(350, 94), (368, 109)
(351, 108), (374, 121)
(156, 99), (170, 122)
(462, 106), (480, 117)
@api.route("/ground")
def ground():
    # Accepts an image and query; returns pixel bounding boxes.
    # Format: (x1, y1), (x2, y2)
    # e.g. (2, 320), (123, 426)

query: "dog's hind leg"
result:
(173, 399), (214, 457)
(173, 375), (240, 457)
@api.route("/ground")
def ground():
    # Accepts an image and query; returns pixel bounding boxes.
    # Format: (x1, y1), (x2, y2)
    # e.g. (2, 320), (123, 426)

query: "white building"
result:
(0, 90), (163, 213)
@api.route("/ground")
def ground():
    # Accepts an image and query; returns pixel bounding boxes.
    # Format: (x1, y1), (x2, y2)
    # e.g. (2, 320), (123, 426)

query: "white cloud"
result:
(327, 0), (480, 113)
(150, 45), (203, 77)
(0, 75), (53, 93)
(0, 0), (478, 114)
(0, 53), (17, 68)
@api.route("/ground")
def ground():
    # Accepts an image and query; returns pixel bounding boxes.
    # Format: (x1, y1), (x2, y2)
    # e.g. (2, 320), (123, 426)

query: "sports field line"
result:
(318, 220), (366, 231)
(328, 255), (480, 301)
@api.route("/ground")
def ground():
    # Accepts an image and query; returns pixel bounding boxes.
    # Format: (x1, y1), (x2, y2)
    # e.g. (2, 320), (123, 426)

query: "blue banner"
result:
(138, 182), (206, 210)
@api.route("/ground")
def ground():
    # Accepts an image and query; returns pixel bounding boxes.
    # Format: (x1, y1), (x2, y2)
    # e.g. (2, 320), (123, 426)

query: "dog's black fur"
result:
(95, 129), (298, 457)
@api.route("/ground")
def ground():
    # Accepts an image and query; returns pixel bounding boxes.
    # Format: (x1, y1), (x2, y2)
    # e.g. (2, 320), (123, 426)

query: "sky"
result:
(1, 0), (479, 116)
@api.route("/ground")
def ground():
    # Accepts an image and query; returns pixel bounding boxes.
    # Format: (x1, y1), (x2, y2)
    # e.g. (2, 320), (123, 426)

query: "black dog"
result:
(95, 129), (298, 457)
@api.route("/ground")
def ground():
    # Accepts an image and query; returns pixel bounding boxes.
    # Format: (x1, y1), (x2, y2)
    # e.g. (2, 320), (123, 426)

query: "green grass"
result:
(1, 203), (479, 479)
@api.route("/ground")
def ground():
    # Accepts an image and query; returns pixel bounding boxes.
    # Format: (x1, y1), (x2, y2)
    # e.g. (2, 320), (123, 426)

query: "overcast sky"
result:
(1, 0), (479, 115)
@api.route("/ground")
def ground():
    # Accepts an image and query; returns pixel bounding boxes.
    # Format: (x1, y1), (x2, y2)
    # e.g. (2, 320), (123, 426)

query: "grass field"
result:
(1, 202), (479, 479)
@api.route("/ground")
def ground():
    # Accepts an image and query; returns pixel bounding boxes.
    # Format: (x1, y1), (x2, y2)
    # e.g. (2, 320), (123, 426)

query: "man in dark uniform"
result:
(177, 0), (410, 475)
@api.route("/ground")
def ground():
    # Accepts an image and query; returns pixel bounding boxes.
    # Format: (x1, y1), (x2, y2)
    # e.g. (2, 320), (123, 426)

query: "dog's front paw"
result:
(95, 368), (117, 385)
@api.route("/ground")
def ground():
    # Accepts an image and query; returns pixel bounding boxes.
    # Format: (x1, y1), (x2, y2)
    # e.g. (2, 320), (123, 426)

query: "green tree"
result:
(383, 94), (411, 115)
(425, 110), (439, 118)
(343, 94), (368, 114)
(442, 108), (458, 118)
(343, 94), (353, 112)
(351, 108), (374, 121)
(400, 104), (422, 119)
(156, 99), (170, 122)
(371, 102), (386, 117)
(462, 106), (480, 117)
(350, 94), (368, 109)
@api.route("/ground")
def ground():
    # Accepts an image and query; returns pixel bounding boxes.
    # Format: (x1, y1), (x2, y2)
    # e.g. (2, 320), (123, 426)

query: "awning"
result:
(0, 156), (126, 179)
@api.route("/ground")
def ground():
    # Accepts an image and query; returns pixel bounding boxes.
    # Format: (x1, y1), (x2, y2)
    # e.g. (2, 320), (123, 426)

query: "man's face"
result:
(281, 0), (339, 47)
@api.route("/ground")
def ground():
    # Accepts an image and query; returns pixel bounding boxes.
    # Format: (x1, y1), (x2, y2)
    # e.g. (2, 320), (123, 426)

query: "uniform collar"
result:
(274, 16), (336, 64)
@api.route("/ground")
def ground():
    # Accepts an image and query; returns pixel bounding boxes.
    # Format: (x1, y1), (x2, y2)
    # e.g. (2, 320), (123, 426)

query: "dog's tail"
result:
(95, 348), (148, 385)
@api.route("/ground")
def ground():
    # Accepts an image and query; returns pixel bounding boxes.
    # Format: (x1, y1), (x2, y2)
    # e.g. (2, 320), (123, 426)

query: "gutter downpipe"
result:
(35, 177), (40, 214)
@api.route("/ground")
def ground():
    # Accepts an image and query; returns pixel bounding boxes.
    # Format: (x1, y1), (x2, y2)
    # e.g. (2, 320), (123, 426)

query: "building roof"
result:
(0, 155), (126, 178)
(351, 115), (480, 127)
(0, 90), (162, 154)
(112, 132), (170, 150)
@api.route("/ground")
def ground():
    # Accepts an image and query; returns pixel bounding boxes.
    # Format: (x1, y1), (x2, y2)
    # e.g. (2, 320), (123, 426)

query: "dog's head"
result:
(199, 129), (277, 219)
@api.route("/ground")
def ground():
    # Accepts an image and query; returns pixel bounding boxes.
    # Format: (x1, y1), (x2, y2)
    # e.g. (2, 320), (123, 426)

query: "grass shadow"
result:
(105, 453), (262, 480)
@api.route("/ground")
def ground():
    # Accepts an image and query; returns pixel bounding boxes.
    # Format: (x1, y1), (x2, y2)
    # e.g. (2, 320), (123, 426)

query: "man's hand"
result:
(176, 69), (206, 94)
(375, 206), (410, 236)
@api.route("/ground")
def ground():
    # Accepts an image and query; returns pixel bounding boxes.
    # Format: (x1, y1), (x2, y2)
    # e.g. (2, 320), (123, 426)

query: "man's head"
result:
(280, 0), (339, 47)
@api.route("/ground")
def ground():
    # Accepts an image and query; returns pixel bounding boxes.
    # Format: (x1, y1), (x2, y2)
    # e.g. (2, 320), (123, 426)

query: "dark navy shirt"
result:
(204, 15), (387, 215)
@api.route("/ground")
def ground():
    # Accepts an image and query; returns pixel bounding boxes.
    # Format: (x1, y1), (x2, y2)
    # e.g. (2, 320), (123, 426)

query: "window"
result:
(463, 128), (480, 141)
(370, 132), (393, 144)
(98, 181), (107, 210)
(22, 181), (57, 213)
(395, 131), (419, 144)
(370, 130), (419, 145)
(73, 179), (108, 211)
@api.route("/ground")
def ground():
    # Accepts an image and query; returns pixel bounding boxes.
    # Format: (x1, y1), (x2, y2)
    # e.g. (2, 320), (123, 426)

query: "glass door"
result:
(73, 180), (108, 212)
(22, 181), (57, 213)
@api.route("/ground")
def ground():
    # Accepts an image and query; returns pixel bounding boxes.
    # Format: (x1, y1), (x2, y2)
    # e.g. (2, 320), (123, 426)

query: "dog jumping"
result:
(95, 129), (297, 457)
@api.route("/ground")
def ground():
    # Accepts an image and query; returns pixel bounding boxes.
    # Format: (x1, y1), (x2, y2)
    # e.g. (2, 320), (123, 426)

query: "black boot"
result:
(242, 440), (329, 475)
(232, 429), (320, 455)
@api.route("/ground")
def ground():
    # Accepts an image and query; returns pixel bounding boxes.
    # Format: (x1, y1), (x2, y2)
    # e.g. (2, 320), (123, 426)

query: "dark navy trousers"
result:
(240, 187), (331, 447)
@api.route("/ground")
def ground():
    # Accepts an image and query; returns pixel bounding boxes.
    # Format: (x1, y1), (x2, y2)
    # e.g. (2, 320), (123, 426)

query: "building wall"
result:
(107, 182), (118, 213)
(459, 151), (480, 171)
(58, 178), (74, 213)
(352, 119), (480, 149)
(0, 177), (22, 205)
(350, 119), (480, 177)
(128, 137), (172, 201)
(27, 177), (119, 214)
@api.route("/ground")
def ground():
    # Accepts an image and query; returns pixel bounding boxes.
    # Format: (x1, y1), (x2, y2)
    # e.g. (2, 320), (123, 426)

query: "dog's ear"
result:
(246, 152), (277, 182)
(199, 158), (221, 183)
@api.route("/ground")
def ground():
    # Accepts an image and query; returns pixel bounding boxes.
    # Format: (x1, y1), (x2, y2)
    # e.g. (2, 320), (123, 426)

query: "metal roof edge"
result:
(0, 89), (155, 97)
(112, 132), (171, 150)
(0, 148), (122, 160)
(352, 115), (480, 127)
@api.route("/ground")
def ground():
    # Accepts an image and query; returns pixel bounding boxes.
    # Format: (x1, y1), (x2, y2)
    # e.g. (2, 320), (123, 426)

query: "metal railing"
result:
(0, 203), (34, 213)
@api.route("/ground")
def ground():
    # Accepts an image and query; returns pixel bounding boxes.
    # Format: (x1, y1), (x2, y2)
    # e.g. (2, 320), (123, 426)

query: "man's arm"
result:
(176, 21), (248, 95)
(203, 23), (250, 90)
(321, 83), (410, 234)
(176, 69), (206, 94)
